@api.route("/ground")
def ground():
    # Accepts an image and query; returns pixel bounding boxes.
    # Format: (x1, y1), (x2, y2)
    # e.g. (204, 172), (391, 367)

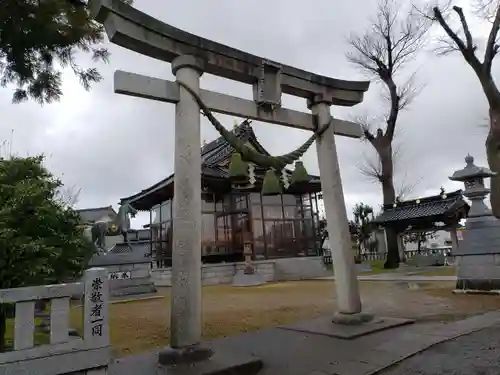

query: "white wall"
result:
(404, 230), (451, 251)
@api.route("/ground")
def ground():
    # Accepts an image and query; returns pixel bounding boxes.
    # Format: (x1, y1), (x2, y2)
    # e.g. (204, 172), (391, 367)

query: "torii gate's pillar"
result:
(310, 96), (365, 321)
(170, 55), (204, 349)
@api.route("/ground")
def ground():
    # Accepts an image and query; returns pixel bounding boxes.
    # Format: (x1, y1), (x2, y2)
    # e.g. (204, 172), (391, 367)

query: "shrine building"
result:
(119, 121), (328, 282)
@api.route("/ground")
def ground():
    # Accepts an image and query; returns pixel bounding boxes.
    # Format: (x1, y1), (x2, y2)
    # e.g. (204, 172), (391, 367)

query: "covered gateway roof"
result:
(120, 120), (321, 210)
(373, 190), (469, 228)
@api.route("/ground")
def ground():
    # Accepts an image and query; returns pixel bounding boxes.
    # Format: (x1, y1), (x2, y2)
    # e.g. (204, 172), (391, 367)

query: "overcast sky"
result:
(0, 0), (495, 227)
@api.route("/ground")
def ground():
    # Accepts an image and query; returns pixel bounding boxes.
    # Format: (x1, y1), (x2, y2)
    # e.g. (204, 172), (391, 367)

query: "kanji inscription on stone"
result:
(84, 268), (109, 345)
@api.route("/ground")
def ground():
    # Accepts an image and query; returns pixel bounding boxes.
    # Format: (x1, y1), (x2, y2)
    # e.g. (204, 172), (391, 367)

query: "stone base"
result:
(158, 345), (214, 366)
(279, 315), (415, 340)
(109, 345), (262, 375)
(232, 269), (266, 287)
(331, 312), (374, 325)
(456, 278), (500, 291)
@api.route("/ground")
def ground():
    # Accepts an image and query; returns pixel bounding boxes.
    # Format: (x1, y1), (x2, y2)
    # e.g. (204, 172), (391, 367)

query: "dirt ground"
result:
(71, 280), (500, 357)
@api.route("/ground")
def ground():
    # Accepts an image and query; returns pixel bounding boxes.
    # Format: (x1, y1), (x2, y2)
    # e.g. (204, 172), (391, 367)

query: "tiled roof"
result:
(373, 190), (469, 224)
(76, 206), (118, 224)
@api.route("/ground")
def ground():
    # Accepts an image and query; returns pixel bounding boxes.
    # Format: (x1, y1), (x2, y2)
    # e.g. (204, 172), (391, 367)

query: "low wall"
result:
(0, 268), (111, 375)
(152, 256), (330, 286)
(153, 261), (275, 287)
(273, 256), (331, 281)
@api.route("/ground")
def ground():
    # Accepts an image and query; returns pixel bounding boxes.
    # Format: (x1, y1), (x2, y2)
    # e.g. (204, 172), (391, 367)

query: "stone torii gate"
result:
(92, 0), (372, 361)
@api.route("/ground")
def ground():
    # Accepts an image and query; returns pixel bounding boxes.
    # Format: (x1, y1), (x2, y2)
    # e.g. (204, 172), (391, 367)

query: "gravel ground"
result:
(97, 280), (500, 357)
(381, 324), (500, 375)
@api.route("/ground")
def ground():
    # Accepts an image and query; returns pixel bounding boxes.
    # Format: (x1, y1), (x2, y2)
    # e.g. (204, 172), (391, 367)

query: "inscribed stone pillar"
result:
(311, 98), (362, 316)
(171, 55), (204, 348)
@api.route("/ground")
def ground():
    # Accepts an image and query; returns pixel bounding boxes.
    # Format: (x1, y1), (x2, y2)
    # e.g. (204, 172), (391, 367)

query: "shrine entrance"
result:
(93, 0), (372, 355)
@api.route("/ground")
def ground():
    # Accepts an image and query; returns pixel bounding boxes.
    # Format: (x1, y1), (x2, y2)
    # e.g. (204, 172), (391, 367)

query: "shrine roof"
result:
(120, 121), (321, 210)
(373, 190), (469, 226)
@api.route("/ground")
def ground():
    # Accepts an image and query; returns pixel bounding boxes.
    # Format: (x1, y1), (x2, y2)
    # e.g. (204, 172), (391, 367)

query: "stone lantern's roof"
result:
(449, 154), (496, 181)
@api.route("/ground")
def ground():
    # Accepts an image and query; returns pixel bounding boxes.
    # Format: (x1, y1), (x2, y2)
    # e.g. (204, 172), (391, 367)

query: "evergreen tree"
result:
(0, 0), (131, 104)
(0, 155), (96, 351)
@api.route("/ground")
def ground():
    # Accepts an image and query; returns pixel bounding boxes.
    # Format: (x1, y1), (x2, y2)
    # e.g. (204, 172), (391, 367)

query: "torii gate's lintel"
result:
(90, 0), (370, 106)
(114, 70), (363, 138)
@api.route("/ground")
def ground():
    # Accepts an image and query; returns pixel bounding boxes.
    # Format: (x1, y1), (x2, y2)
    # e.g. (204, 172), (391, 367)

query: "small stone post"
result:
(310, 96), (368, 323)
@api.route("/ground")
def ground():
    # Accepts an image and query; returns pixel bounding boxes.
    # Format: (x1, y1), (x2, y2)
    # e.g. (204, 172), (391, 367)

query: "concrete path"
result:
(110, 311), (500, 375)
(380, 323), (500, 374)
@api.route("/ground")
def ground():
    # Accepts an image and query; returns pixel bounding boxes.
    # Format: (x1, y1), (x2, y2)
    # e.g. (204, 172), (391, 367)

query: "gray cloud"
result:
(0, 0), (493, 226)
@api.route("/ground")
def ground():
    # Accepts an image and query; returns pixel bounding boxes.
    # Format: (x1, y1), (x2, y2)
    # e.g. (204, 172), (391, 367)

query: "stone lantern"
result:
(232, 231), (266, 287)
(449, 154), (500, 291)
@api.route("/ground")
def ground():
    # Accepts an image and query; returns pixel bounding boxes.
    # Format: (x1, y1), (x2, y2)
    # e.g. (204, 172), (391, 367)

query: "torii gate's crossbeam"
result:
(114, 71), (363, 138)
(90, 0), (369, 106)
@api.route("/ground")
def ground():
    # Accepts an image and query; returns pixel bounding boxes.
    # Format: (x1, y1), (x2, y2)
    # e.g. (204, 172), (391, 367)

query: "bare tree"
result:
(56, 184), (82, 208)
(357, 140), (423, 198)
(347, 0), (429, 268)
(426, 1), (500, 218)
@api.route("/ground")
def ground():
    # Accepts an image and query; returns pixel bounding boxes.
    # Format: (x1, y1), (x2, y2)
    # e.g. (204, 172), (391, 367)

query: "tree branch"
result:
(432, 6), (483, 72)
(357, 150), (384, 183)
(395, 170), (423, 200)
(432, 6), (467, 51)
(453, 6), (475, 50)
(484, 3), (500, 72)
(385, 76), (399, 141)
(349, 114), (382, 142)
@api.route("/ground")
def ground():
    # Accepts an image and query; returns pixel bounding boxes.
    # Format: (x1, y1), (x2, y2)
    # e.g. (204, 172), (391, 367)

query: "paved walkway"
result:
(110, 310), (500, 375)
(380, 323), (500, 374)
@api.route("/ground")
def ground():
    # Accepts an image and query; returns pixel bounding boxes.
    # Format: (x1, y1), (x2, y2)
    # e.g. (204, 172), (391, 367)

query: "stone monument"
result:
(89, 0), (411, 372)
(450, 154), (500, 291)
(89, 203), (156, 298)
(88, 249), (156, 298)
